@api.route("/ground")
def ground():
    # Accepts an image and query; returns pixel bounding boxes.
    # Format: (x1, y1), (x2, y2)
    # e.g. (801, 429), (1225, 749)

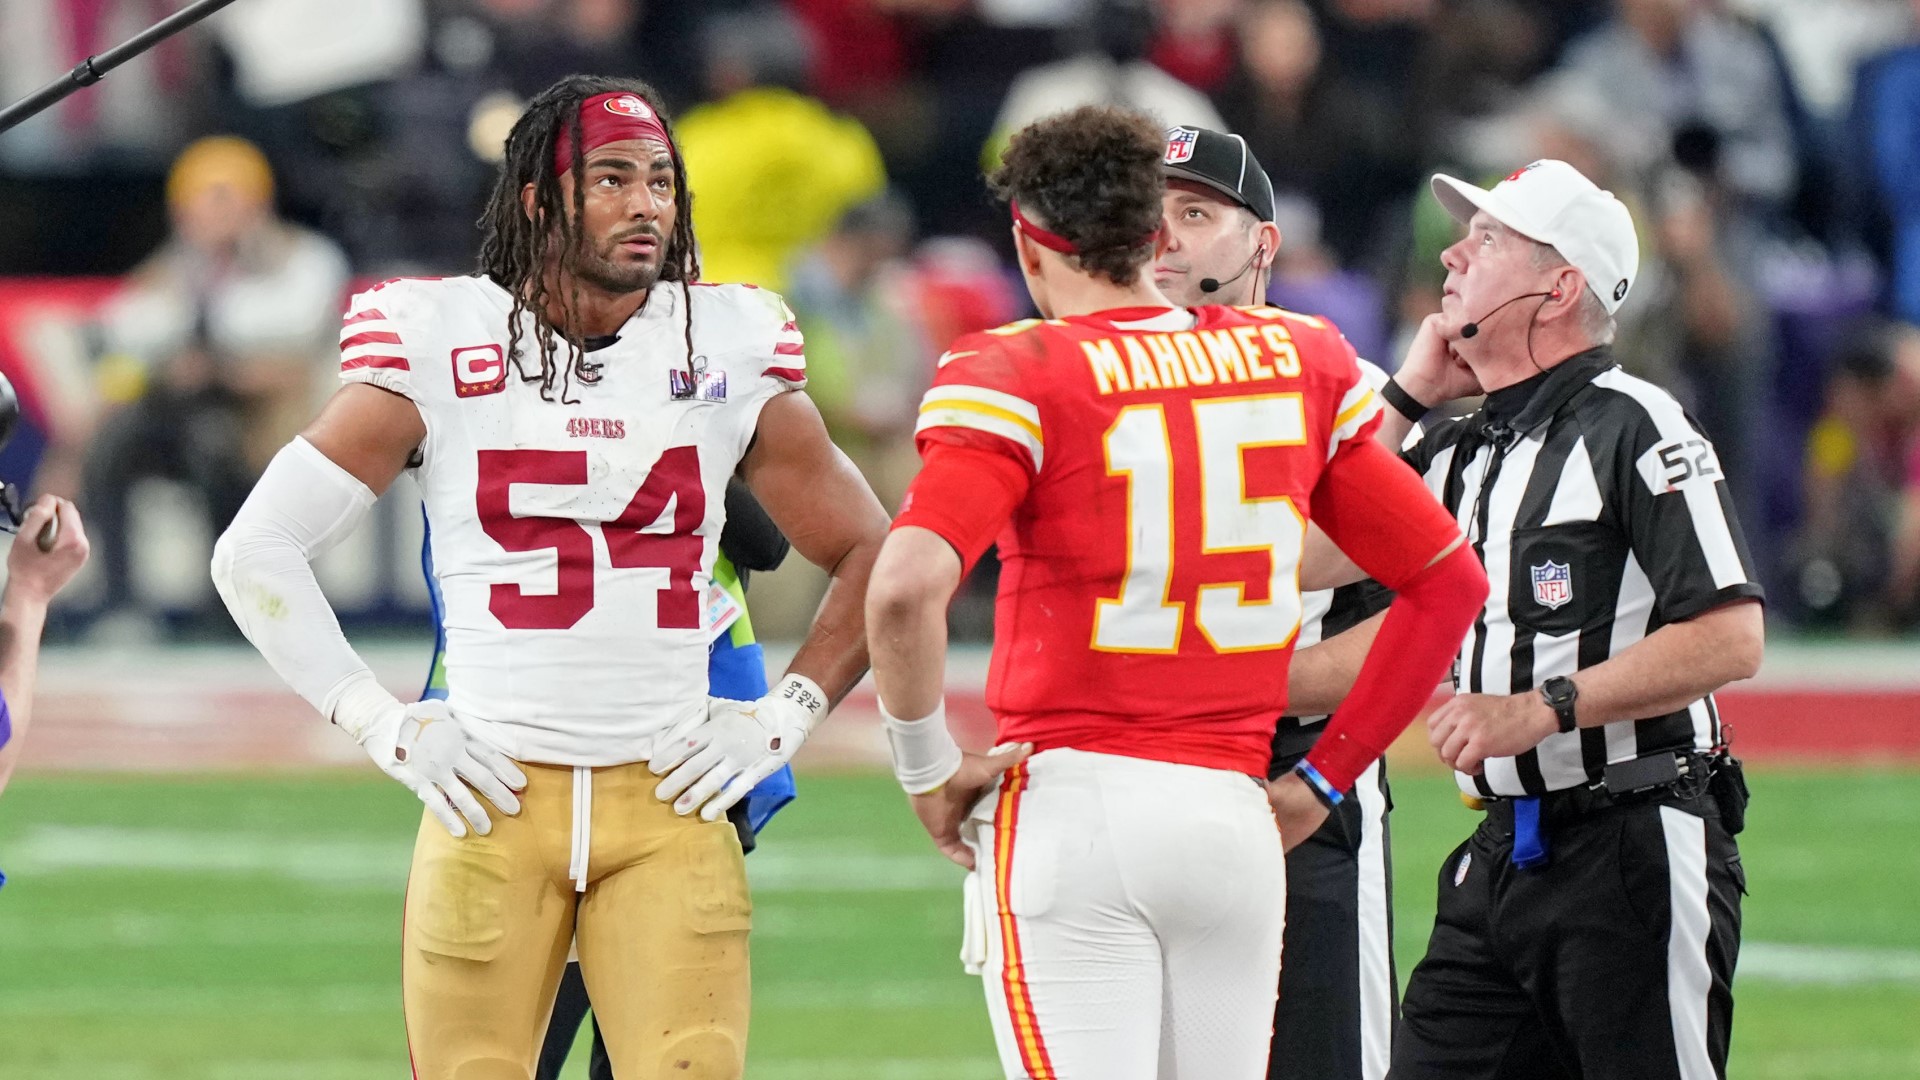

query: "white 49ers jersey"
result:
(339, 276), (805, 765)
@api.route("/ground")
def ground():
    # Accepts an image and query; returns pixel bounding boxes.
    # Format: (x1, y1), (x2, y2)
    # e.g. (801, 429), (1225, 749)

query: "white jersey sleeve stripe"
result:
(920, 384), (1042, 428)
(1326, 387), (1382, 460)
(915, 406), (1044, 471)
(341, 341), (412, 366)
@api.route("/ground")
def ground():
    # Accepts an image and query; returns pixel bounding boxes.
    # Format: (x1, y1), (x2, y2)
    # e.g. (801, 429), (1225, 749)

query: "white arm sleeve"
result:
(211, 436), (383, 722)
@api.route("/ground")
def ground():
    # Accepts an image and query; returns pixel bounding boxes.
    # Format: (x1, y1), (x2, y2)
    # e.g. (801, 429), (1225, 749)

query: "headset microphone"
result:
(1199, 246), (1267, 295)
(1459, 290), (1557, 339)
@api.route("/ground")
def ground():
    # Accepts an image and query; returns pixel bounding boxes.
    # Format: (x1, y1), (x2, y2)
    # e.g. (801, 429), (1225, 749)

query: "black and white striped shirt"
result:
(1403, 347), (1764, 797)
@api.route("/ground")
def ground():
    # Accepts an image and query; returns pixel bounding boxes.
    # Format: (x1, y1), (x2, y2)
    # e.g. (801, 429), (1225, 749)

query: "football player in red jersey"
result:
(864, 106), (1489, 1078)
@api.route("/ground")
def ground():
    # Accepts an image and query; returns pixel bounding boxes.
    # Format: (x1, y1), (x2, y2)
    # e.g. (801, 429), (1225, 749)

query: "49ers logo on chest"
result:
(452, 344), (508, 397)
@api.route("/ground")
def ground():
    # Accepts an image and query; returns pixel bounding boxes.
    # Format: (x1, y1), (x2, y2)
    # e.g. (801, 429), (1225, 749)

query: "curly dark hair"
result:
(476, 75), (700, 403)
(987, 105), (1165, 286)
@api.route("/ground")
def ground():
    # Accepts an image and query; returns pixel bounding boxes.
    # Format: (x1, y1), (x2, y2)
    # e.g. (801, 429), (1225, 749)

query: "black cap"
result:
(1160, 126), (1275, 222)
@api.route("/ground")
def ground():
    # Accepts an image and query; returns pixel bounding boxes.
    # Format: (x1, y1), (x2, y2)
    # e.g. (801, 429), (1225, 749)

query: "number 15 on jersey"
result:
(1095, 393), (1308, 655)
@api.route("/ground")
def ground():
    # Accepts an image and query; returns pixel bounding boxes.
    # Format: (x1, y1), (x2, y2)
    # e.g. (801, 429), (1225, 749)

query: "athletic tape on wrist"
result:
(879, 699), (964, 795)
(328, 670), (400, 745)
(773, 672), (830, 729)
(1293, 758), (1345, 808)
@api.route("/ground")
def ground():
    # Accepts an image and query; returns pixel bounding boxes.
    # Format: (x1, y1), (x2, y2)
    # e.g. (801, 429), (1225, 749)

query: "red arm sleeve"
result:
(1311, 436), (1460, 589)
(1302, 436), (1489, 793)
(892, 442), (1032, 573)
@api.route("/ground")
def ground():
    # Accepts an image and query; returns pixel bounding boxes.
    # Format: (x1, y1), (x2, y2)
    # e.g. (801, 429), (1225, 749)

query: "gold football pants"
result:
(401, 760), (752, 1079)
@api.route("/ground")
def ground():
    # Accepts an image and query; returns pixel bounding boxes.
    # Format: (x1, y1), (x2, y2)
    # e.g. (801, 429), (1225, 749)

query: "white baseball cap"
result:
(1430, 160), (1640, 315)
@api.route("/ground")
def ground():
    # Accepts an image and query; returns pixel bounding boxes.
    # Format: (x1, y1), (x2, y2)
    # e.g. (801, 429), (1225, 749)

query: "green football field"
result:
(1, 767), (1916, 1079)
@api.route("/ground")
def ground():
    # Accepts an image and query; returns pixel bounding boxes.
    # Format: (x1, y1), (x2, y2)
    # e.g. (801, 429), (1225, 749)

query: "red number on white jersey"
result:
(475, 447), (706, 630)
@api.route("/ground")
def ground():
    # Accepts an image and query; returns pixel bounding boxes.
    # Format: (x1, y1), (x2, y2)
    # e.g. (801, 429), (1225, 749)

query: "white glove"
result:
(332, 673), (526, 838)
(649, 673), (829, 822)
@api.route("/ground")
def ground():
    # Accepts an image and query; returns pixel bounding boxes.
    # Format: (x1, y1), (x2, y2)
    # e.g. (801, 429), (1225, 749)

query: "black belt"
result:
(1475, 752), (1726, 863)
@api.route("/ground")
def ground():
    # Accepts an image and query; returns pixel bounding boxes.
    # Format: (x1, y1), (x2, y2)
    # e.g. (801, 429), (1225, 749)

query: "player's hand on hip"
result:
(6, 496), (89, 605)
(651, 675), (828, 822)
(333, 677), (526, 838)
(1267, 771), (1332, 854)
(1428, 692), (1558, 776)
(909, 743), (1032, 871)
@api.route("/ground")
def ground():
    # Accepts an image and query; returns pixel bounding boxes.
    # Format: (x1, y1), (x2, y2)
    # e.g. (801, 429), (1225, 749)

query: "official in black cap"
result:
(1155, 124), (1279, 308)
(1158, 126), (1400, 1080)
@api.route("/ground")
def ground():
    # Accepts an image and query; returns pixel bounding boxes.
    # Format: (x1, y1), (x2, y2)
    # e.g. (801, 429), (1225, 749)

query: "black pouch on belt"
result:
(1710, 755), (1750, 836)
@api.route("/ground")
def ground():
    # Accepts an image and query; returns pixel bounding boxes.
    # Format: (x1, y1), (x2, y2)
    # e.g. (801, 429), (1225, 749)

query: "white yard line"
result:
(0, 826), (959, 894)
(1739, 942), (1920, 986)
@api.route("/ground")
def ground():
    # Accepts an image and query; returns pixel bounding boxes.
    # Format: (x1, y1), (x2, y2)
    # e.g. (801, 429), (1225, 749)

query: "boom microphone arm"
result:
(0, 0), (247, 136)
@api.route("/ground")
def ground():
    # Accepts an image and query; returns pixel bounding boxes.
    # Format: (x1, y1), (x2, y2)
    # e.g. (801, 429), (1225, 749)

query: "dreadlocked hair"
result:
(988, 105), (1165, 286)
(476, 75), (701, 403)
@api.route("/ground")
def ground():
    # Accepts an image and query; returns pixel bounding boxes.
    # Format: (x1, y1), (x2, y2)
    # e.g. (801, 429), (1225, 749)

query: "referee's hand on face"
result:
(1428, 692), (1560, 776)
(1395, 314), (1484, 407)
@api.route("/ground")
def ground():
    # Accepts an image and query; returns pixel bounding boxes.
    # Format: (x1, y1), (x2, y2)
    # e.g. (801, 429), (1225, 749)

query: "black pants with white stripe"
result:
(1392, 790), (1743, 1080)
(1270, 730), (1398, 1080)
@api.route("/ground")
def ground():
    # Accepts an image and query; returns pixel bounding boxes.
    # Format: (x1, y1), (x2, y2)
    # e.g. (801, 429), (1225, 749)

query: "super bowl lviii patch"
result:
(669, 357), (727, 402)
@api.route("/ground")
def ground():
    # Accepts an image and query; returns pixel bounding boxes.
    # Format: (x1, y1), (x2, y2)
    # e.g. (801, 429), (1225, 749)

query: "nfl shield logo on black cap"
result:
(1165, 127), (1198, 165)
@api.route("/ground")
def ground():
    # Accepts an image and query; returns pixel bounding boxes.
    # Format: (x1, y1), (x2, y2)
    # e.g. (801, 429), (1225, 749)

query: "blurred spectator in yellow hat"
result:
(81, 136), (348, 637)
(676, 7), (887, 294)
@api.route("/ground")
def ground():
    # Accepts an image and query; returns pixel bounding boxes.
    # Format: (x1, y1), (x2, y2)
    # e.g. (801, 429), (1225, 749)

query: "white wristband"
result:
(772, 673), (830, 731)
(328, 669), (400, 745)
(879, 699), (964, 795)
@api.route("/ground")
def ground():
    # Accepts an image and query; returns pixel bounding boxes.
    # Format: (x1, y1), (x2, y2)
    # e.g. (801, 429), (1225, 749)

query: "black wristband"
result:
(1381, 377), (1431, 423)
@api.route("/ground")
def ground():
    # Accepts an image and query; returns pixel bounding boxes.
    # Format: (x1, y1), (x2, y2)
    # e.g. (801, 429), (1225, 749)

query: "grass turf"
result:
(0, 767), (1915, 1078)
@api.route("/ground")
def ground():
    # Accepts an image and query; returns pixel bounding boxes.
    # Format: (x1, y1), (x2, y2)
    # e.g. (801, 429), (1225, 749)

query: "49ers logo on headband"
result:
(1165, 127), (1198, 165)
(554, 91), (676, 174)
(604, 95), (655, 120)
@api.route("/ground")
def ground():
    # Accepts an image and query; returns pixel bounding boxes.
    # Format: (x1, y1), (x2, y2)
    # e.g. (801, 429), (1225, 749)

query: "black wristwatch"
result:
(1540, 676), (1579, 734)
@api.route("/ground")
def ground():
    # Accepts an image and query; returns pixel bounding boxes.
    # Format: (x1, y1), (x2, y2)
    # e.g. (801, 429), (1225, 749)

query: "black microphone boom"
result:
(1460, 291), (1553, 339)
(1199, 247), (1264, 295)
(0, 0), (246, 136)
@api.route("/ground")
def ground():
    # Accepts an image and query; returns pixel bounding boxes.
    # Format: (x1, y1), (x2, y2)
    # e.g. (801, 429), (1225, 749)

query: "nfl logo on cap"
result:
(1164, 127), (1198, 165)
(1531, 561), (1573, 610)
(606, 95), (654, 119)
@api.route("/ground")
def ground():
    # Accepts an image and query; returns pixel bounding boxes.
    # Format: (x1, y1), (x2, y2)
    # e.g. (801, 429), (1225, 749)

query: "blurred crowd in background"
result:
(1, 0), (1918, 642)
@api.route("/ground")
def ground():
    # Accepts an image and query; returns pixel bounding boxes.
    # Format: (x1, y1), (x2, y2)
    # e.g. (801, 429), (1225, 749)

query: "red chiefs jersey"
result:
(914, 305), (1381, 776)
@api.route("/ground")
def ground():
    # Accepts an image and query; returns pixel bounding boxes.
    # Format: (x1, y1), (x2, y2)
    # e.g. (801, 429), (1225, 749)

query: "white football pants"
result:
(961, 748), (1287, 1080)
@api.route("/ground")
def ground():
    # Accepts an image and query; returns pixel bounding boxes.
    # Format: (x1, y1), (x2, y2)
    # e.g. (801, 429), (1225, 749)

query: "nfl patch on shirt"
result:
(1531, 560), (1573, 610)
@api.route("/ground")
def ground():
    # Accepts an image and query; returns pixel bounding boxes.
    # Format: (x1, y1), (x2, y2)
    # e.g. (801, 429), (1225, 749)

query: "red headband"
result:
(553, 92), (675, 176)
(1010, 200), (1079, 254)
(1011, 199), (1159, 255)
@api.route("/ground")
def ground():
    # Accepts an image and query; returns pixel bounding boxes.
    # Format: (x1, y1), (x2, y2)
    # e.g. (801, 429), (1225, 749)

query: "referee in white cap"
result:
(1304, 160), (1763, 1080)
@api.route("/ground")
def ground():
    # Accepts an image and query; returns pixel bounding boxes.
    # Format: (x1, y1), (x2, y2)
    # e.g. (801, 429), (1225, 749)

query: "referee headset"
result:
(1198, 242), (1269, 306)
(1182, 131), (1273, 307)
(1456, 276), (1572, 549)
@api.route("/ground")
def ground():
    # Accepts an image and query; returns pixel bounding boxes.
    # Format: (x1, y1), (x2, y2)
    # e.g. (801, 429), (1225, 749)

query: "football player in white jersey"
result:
(211, 75), (889, 1079)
